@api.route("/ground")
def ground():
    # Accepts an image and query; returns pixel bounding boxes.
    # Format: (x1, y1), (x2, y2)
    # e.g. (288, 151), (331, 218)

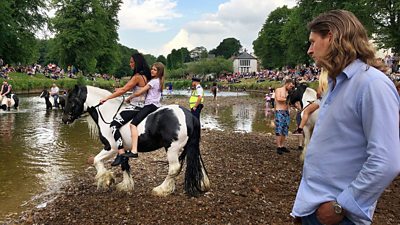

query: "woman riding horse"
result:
(99, 53), (151, 166)
(62, 85), (210, 197)
(0, 80), (19, 111)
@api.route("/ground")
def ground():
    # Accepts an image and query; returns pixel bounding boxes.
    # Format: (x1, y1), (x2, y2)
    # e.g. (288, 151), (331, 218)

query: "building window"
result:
(240, 59), (250, 66)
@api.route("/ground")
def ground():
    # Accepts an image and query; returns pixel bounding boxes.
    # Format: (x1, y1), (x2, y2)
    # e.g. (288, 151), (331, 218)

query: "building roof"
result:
(235, 51), (257, 60)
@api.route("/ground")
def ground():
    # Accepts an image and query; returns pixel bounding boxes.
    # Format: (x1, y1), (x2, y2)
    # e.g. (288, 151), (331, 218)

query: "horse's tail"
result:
(183, 113), (209, 197)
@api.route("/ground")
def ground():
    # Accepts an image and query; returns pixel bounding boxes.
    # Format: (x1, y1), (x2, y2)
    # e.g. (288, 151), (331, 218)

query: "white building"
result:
(233, 52), (258, 74)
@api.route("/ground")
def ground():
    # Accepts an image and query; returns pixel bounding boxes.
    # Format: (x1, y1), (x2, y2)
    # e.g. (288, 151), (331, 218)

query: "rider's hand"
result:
(125, 98), (130, 103)
(99, 98), (107, 104)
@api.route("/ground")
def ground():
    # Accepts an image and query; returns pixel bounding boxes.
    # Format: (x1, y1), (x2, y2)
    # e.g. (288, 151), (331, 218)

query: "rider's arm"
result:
(0, 85), (3, 95)
(102, 76), (139, 102)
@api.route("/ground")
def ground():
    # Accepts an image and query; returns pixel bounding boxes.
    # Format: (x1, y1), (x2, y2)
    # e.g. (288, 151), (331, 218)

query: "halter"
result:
(89, 96), (125, 124)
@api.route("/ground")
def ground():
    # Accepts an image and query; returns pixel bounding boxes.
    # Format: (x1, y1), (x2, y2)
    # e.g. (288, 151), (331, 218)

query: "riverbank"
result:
(5, 130), (400, 224)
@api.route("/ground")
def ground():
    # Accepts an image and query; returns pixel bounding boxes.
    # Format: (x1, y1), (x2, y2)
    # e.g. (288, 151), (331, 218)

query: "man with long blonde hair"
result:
(291, 10), (400, 225)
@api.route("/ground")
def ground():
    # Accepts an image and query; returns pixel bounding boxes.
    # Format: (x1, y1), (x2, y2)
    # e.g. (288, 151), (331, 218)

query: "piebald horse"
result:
(288, 83), (319, 161)
(0, 94), (19, 111)
(62, 85), (210, 197)
(39, 89), (66, 110)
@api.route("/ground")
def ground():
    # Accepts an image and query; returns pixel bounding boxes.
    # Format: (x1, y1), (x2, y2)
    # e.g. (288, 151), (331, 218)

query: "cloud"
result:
(161, 29), (193, 54)
(118, 0), (181, 32)
(161, 0), (296, 55)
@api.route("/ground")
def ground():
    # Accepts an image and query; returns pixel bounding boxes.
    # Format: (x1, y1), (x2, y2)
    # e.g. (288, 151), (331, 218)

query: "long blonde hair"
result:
(152, 62), (165, 92)
(318, 69), (328, 96)
(308, 10), (387, 78)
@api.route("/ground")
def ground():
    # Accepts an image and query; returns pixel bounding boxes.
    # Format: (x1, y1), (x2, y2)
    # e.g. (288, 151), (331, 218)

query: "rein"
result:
(299, 100), (315, 113)
(91, 96), (125, 124)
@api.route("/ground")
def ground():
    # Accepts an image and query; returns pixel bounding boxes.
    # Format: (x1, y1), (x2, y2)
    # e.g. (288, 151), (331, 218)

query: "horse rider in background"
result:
(1, 80), (13, 111)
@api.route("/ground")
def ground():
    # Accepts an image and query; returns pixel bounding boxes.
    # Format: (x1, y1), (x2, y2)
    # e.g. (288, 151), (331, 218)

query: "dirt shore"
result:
(4, 96), (400, 225)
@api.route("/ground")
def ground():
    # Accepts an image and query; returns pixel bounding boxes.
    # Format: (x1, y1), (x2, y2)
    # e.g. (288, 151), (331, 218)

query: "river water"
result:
(0, 92), (295, 221)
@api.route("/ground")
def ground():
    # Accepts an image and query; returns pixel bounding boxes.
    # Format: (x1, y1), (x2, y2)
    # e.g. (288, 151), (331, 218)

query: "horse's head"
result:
(40, 89), (49, 98)
(62, 85), (87, 124)
(288, 83), (308, 107)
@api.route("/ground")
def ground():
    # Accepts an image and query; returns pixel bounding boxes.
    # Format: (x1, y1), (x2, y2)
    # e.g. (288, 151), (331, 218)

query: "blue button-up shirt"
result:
(291, 59), (400, 225)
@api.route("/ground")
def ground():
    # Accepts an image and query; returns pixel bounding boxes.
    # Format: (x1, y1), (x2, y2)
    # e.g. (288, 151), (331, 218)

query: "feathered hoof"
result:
(151, 186), (174, 197)
(96, 171), (115, 190)
(116, 180), (134, 192)
(201, 176), (211, 192)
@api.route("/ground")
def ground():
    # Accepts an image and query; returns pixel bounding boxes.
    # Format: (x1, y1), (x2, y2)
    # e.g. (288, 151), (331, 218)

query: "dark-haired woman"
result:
(100, 53), (151, 166)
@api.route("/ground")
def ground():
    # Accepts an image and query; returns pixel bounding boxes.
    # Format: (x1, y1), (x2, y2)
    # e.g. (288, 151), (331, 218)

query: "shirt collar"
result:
(342, 59), (364, 79)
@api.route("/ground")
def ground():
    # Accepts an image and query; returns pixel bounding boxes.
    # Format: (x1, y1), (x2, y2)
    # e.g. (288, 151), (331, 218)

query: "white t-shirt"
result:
(144, 78), (161, 107)
(50, 86), (59, 95)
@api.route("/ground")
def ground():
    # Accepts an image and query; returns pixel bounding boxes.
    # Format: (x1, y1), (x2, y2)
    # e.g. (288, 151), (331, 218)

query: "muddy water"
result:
(0, 94), (296, 221)
(0, 95), (100, 221)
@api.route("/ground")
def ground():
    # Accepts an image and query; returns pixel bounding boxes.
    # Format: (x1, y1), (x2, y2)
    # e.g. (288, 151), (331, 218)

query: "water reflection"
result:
(0, 96), (100, 222)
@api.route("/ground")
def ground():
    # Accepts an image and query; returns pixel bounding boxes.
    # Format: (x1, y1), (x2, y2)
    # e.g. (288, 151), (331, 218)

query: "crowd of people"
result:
(0, 61), (117, 82)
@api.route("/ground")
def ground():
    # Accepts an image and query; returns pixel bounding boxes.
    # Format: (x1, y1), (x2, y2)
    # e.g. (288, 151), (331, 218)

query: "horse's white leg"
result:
(152, 147), (181, 197)
(93, 149), (117, 189)
(301, 126), (312, 162)
(116, 169), (134, 192)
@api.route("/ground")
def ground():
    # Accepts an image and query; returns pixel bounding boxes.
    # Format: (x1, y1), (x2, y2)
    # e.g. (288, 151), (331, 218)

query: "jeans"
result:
(53, 94), (59, 108)
(301, 212), (355, 225)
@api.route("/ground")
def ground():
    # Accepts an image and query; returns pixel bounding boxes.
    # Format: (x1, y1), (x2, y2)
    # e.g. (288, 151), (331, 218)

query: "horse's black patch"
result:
(137, 108), (180, 152)
(288, 83), (308, 107)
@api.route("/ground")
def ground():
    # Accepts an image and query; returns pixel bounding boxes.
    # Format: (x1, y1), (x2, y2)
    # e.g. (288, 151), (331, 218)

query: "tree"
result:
(363, 0), (400, 54)
(51, 0), (122, 74)
(190, 46), (208, 61)
(0, 0), (48, 64)
(209, 38), (242, 59)
(186, 57), (233, 76)
(156, 55), (167, 65)
(144, 54), (157, 66)
(114, 44), (138, 78)
(253, 6), (292, 69)
(166, 47), (191, 69)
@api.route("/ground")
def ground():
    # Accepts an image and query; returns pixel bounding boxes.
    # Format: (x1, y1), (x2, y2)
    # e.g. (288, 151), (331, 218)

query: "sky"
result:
(117, 0), (297, 57)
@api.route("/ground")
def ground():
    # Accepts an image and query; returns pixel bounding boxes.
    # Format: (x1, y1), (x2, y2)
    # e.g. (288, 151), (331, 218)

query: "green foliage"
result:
(166, 68), (189, 80)
(156, 55), (167, 65)
(186, 57), (233, 76)
(209, 38), (242, 59)
(51, 0), (122, 74)
(167, 80), (192, 90)
(144, 54), (157, 66)
(253, 6), (293, 69)
(364, 0), (400, 53)
(166, 47), (191, 69)
(0, 0), (48, 64)
(114, 44), (138, 78)
(76, 75), (87, 86)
